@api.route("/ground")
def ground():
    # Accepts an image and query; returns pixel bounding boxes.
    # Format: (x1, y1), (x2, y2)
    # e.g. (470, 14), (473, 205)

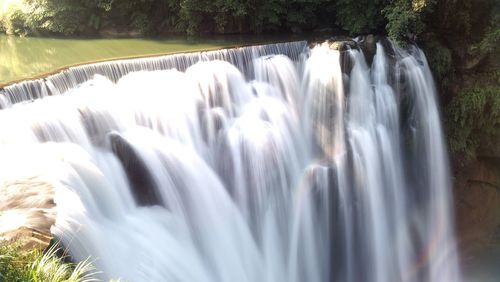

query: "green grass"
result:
(0, 241), (100, 282)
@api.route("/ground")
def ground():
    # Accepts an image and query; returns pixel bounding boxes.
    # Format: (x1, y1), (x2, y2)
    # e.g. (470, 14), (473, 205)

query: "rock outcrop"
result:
(0, 177), (56, 251)
(326, 37), (357, 51)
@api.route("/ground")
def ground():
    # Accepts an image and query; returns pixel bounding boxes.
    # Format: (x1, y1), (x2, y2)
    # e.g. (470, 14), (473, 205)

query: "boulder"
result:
(327, 37), (358, 51)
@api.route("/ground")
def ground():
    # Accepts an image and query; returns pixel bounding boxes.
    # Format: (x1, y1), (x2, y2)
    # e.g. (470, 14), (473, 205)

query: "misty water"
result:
(0, 39), (462, 281)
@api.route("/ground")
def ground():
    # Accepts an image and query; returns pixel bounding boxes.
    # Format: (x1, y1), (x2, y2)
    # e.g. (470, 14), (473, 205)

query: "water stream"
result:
(0, 39), (461, 281)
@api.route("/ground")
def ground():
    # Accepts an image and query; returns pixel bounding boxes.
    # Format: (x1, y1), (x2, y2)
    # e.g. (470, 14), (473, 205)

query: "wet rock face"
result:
(357, 34), (378, 66)
(0, 178), (56, 251)
(455, 158), (500, 256)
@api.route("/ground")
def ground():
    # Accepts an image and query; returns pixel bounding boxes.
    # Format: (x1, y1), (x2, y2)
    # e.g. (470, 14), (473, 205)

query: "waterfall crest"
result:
(0, 41), (306, 107)
(0, 39), (461, 282)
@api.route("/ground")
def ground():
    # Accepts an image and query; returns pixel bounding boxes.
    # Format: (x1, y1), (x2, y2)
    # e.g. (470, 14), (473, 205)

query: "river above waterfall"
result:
(0, 34), (288, 85)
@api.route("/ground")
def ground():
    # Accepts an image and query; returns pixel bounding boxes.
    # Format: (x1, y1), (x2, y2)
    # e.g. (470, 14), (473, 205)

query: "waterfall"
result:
(0, 39), (461, 281)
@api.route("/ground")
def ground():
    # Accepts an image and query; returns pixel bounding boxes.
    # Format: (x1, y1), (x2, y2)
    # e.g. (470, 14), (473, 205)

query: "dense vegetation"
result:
(426, 0), (499, 168)
(0, 0), (498, 168)
(0, 0), (426, 38)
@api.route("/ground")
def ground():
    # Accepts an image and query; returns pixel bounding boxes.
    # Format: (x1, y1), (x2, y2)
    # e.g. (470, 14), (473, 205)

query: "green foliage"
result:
(100, 0), (178, 35)
(0, 4), (29, 36)
(0, 241), (99, 282)
(334, 0), (388, 35)
(283, 0), (318, 33)
(421, 34), (453, 95)
(430, 0), (496, 44)
(383, 0), (430, 46)
(176, 0), (333, 35)
(473, 13), (500, 57)
(421, 0), (499, 167)
(7, 8), (29, 36)
(249, 0), (285, 33)
(28, 1), (87, 35)
(0, 241), (30, 281)
(0, 0), (119, 36)
(0, 0), (494, 44)
(445, 76), (500, 165)
(424, 40), (452, 81)
(0, 0), (335, 36)
(178, 0), (213, 35)
(30, 0), (117, 35)
(130, 12), (151, 34)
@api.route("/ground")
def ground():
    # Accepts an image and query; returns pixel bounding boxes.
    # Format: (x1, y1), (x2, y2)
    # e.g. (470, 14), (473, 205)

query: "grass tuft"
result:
(0, 240), (101, 282)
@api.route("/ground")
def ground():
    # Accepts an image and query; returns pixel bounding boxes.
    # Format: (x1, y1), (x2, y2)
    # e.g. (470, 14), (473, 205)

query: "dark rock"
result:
(340, 52), (354, 76)
(358, 34), (378, 66)
(109, 132), (162, 206)
(455, 158), (500, 256)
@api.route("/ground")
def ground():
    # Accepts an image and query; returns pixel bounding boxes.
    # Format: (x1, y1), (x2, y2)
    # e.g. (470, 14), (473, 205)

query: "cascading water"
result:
(0, 39), (461, 281)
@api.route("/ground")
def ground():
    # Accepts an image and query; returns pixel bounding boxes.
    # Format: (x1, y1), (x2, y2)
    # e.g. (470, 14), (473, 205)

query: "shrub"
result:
(445, 76), (500, 166)
(423, 37), (452, 81)
(421, 34), (453, 97)
(383, 0), (429, 46)
(0, 3), (30, 36)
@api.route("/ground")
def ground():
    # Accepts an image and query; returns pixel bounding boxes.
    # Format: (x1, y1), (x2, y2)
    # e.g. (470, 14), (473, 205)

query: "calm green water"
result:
(0, 35), (244, 85)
